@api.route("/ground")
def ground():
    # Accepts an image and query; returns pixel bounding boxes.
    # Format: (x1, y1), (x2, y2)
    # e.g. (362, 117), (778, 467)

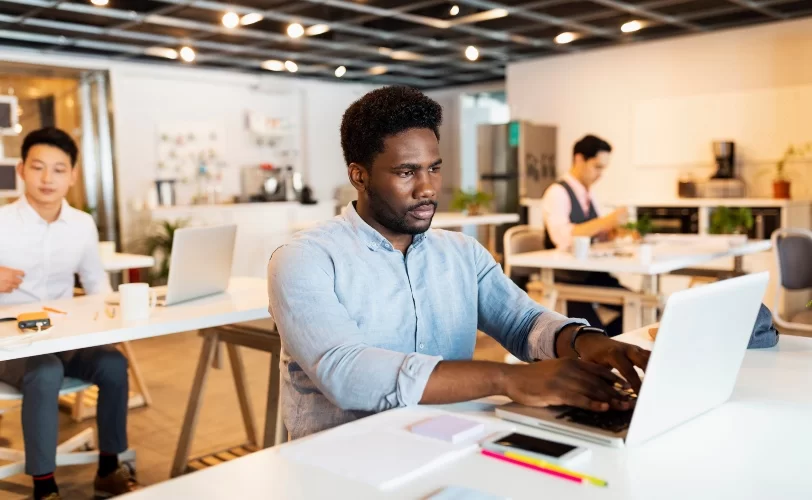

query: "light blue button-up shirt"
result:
(267, 203), (585, 439)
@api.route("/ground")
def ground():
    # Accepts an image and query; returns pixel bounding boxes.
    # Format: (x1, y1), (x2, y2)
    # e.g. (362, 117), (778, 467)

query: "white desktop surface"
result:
(430, 212), (520, 229)
(0, 277), (269, 361)
(121, 327), (812, 500)
(509, 240), (771, 275)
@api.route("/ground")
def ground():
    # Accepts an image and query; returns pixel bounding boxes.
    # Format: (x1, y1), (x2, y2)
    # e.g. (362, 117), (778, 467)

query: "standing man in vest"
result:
(540, 135), (629, 336)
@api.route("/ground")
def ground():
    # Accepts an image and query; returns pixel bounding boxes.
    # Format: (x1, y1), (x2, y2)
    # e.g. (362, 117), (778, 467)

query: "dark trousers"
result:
(0, 346), (129, 475)
(556, 271), (625, 337)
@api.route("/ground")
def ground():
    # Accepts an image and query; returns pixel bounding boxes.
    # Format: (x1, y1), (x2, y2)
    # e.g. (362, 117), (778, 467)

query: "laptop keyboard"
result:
(555, 407), (634, 434)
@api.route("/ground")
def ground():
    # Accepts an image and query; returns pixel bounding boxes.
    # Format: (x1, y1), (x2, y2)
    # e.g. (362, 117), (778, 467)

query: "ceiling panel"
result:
(0, 0), (808, 88)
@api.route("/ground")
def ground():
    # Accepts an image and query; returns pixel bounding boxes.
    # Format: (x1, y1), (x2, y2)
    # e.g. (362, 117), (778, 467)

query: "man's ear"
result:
(348, 163), (368, 192)
(15, 161), (23, 179)
(70, 164), (79, 187)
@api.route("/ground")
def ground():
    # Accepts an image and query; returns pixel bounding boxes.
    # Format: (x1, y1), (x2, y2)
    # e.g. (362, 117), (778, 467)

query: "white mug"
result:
(638, 243), (654, 264)
(119, 283), (157, 322)
(98, 241), (116, 260)
(572, 236), (591, 260)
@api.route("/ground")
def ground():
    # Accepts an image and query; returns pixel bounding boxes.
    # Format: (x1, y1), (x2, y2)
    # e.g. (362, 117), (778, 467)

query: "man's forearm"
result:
(419, 361), (510, 404)
(572, 216), (613, 239)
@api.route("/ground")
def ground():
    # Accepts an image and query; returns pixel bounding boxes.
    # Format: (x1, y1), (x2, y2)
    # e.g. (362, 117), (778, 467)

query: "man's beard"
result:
(366, 186), (437, 235)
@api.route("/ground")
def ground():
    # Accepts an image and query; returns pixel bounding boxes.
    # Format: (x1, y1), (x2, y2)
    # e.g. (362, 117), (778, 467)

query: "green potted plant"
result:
(450, 189), (493, 216)
(709, 207), (753, 235)
(622, 214), (653, 238)
(142, 219), (188, 285)
(774, 142), (812, 199)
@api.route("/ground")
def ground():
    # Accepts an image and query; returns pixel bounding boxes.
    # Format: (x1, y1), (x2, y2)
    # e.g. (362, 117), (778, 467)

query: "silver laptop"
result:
(496, 272), (769, 448)
(155, 225), (237, 306)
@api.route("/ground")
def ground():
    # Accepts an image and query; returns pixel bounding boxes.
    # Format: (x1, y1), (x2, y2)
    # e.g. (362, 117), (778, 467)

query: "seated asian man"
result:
(267, 87), (650, 440)
(0, 128), (139, 499)
(540, 135), (631, 336)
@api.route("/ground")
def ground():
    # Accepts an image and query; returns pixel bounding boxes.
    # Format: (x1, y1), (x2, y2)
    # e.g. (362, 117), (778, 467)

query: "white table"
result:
(0, 277), (269, 361)
(511, 240), (772, 327)
(121, 328), (812, 500)
(101, 253), (156, 273)
(429, 212), (519, 229)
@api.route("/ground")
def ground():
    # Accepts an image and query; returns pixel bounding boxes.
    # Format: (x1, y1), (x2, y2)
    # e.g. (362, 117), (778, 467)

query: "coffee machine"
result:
(241, 164), (302, 202)
(712, 141), (735, 179)
(694, 140), (745, 198)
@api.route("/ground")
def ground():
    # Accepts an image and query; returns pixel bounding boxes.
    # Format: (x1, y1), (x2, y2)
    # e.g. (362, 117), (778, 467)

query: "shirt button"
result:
(418, 343), (425, 350)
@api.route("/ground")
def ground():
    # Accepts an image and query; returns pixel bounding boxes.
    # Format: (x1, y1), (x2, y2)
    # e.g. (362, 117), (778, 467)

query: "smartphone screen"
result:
(492, 433), (577, 458)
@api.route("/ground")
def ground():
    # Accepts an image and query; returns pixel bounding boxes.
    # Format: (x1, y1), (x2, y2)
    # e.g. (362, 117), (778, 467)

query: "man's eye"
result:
(398, 171), (414, 178)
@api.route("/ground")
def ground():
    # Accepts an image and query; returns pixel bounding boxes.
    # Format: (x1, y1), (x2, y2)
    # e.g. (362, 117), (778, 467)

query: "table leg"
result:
(623, 295), (643, 332)
(488, 225), (497, 258)
(226, 344), (259, 448)
(733, 255), (744, 276)
(263, 345), (283, 448)
(171, 331), (219, 478)
(641, 275), (660, 325)
(540, 269), (564, 313)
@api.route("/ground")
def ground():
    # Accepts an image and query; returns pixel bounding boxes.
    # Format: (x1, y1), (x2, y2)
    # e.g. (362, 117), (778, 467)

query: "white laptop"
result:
(108, 225), (237, 307)
(496, 272), (769, 448)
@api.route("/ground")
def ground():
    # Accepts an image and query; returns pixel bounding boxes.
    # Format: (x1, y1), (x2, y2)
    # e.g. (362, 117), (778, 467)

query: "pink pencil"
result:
(481, 449), (583, 484)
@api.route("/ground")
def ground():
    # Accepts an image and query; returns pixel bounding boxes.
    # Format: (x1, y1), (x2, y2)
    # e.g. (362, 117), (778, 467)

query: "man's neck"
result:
(25, 194), (62, 223)
(355, 202), (413, 254)
(567, 170), (589, 190)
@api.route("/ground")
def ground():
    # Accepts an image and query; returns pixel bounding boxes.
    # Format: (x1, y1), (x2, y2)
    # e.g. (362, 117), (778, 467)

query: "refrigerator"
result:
(477, 121), (558, 253)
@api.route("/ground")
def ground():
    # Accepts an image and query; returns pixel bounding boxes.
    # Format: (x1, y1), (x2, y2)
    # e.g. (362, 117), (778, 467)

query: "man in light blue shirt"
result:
(268, 87), (650, 439)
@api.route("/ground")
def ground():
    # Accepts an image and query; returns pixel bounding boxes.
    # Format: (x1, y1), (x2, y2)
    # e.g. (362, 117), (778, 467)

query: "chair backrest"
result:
(503, 224), (546, 277)
(772, 228), (812, 291)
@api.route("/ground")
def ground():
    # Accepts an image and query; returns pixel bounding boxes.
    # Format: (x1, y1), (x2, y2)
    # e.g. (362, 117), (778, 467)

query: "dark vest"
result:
(544, 180), (598, 250)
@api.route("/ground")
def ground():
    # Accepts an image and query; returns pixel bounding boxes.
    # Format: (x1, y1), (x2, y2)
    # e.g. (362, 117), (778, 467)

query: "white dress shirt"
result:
(0, 196), (111, 306)
(540, 173), (601, 250)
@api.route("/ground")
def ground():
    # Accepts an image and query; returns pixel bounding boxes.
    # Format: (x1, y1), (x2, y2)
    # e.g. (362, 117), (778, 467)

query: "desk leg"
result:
(226, 344), (258, 448)
(540, 269), (565, 314)
(641, 275), (660, 325)
(171, 332), (218, 478)
(733, 255), (744, 276)
(263, 344), (283, 448)
(623, 295), (643, 332)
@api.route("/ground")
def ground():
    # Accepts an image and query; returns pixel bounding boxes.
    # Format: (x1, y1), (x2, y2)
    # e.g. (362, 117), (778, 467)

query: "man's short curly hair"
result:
(340, 86), (442, 168)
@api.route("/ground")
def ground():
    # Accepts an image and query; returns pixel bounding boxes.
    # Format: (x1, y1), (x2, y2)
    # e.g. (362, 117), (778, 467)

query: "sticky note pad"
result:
(411, 415), (485, 444)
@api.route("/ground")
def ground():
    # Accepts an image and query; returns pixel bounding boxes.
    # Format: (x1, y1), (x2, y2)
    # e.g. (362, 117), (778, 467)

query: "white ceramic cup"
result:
(98, 241), (116, 260)
(638, 243), (653, 264)
(572, 236), (591, 260)
(119, 283), (157, 322)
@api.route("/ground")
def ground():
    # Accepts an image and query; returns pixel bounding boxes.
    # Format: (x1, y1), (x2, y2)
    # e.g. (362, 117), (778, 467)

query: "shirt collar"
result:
(16, 195), (71, 225)
(563, 173), (591, 198)
(343, 202), (428, 252)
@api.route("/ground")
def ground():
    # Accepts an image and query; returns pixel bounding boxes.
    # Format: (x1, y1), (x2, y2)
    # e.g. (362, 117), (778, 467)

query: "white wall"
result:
(507, 17), (812, 206)
(0, 48), (371, 248)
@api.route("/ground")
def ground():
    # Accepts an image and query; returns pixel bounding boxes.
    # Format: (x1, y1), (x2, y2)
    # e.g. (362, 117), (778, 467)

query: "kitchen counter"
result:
(520, 197), (812, 208)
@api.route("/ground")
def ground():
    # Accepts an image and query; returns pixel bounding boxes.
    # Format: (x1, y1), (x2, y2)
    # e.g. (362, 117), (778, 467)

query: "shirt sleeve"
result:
(541, 184), (574, 250)
(267, 242), (442, 412)
(473, 238), (585, 361)
(77, 219), (112, 296)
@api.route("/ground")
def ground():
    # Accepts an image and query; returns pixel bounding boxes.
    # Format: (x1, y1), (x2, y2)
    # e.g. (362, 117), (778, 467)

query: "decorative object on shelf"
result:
(773, 142), (812, 199)
(142, 219), (188, 285)
(450, 189), (493, 216)
(299, 185), (317, 205)
(156, 122), (227, 205)
(709, 206), (754, 235)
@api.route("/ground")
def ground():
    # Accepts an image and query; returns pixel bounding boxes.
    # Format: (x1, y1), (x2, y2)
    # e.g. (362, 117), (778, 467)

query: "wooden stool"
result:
(170, 320), (286, 478)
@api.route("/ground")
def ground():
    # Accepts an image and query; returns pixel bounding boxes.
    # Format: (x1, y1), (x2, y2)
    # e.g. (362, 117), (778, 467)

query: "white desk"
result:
(429, 212), (519, 229)
(0, 277), (269, 361)
(121, 329), (812, 500)
(102, 253), (155, 273)
(511, 240), (771, 327)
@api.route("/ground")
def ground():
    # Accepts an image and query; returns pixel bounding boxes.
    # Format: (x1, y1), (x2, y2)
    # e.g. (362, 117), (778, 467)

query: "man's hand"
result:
(503, 358), (634, 412)
(573, 334), (650, 393)
(0, 267), (24, 293)
(607, 207), (629, 227)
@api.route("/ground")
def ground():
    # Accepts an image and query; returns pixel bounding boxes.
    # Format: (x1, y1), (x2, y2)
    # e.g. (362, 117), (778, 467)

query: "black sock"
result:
(33, 472), (58, 499)
(98, 452), (119, 478)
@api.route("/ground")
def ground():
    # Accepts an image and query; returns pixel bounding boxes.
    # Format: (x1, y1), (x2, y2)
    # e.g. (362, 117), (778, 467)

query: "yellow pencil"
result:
(503, 451), (608, 487)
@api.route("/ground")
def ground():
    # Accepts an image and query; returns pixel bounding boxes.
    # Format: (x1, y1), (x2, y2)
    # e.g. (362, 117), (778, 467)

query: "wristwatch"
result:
(571, 325), (608, 357)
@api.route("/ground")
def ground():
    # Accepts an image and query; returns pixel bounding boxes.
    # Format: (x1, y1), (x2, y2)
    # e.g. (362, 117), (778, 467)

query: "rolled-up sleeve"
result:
(267, 243), (442, 412)
(473, 239), (585, 361)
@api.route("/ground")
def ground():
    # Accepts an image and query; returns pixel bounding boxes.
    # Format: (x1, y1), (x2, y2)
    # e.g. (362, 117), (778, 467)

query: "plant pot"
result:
(773, 179), (791, 199)
(466, 204), (482, 216)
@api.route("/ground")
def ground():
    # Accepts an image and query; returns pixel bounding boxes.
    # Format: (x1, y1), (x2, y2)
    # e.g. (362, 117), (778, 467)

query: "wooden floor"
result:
(0, 331), (509, 499)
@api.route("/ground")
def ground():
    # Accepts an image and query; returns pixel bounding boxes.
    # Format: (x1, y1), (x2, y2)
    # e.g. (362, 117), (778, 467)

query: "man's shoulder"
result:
(64, 204), (98, 231)
(270, 217), (354, 265)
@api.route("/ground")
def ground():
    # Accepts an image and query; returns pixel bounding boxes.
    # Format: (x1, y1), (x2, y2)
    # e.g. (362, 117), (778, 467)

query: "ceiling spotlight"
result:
(179, 46), (195, 62)
(285, 60), (298, 72)
(145, 46), (178, 59)
(240, 13), (263, 26)
(287, 23), (305, 38)
(449, 5), (459, 16)
(222, 12), (239, 28)
(368, 65), (388, 75)
(621, 20), (643, 33)
(335, 66), (346, 78)
(90, 0), (108, 6)
(465, 45), (479, 61)
(554, 31), (576, 44)
(305, 24), (330, 36)
(261, 60), (285, 71)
